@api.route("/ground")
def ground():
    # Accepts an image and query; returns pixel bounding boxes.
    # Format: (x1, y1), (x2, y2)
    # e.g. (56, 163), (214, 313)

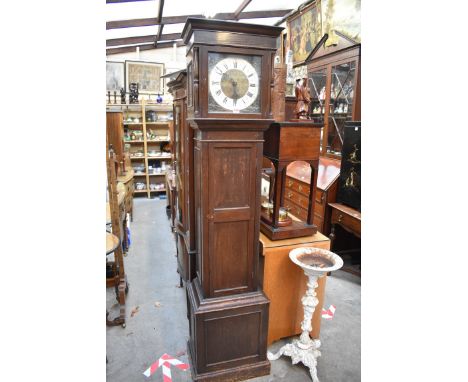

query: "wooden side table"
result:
(328, 202), (361, 275)
(260, 232), (330, 345)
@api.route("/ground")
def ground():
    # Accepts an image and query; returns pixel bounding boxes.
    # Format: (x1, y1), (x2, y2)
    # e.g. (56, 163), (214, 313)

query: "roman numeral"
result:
(223, 97), (228, 104)
(233, 61), (238, 68)
(248, 73), (253, 78)
(215, 66), (223, 75)
(216, 89), (221, 96)
(242, 65), (246, 71)
(212, 81), (220, 85)
(242, 99), (246, 104)
(233, 99), (237, 106)
(249, 83), (256, 87)
(247, 91), (253, 97)
(223, 64), (228, 70)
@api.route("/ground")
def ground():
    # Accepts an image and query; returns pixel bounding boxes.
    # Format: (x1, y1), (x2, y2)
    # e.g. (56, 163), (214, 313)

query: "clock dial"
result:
(208, 55), (260, 113)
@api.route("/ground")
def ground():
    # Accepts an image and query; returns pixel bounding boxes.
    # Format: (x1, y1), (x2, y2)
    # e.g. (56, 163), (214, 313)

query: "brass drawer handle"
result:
(338, 214), (344, 222)
(298, 185), (303, 192)
(288, 180), (293, 187)
(288, 192), (293, 199)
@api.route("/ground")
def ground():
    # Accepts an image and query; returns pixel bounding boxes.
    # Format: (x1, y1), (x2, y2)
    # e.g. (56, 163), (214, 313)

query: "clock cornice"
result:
(181, 17), (283, 47)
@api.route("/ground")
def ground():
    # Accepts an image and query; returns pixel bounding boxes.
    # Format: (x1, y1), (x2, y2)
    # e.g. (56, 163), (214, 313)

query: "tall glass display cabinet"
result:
(307, 45), (360, 158)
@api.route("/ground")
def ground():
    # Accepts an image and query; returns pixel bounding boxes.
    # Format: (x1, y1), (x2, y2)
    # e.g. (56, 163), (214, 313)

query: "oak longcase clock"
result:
(181, 18), (283, 382)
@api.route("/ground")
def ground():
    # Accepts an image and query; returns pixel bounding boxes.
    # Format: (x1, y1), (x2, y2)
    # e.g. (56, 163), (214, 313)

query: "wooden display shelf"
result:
(118, 100), (172, 199)
(147, 154), (171, 159)
(149, 188), (166, 192)
(106, 103), (141, 107)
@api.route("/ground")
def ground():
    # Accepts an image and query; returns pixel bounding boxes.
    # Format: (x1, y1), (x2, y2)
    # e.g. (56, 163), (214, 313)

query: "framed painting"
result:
(322, 0), (361, 47)
(288, 2), (322, 65)
(125, 61), (165, 94)
(106, 61), (125, 92)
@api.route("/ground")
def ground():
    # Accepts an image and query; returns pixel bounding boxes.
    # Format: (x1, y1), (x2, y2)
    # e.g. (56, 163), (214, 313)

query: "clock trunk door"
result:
(206, 142), (259, 298)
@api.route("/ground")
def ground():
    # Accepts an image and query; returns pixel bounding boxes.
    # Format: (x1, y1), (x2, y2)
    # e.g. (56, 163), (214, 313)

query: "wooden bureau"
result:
(284, 157), (340, 235)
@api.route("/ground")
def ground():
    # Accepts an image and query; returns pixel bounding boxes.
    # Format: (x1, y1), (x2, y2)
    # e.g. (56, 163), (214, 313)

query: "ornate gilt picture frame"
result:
(288, 2), (322, 66)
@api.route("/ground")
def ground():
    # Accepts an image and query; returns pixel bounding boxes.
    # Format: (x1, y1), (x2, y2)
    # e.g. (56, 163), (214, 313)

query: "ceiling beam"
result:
(156, 0), (164, 22)
(107, 0), (153, 3)
(107, 33), (180, 47)
(155, 24), (164, 47)
(106, 9), (292, 29)
(234, 0), (252, 20)
(106, 40), (184, 56)
(154, 0), (165, 46)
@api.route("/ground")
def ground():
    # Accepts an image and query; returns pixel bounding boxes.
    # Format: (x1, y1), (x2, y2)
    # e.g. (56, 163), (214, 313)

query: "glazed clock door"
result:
(205, 142), (259, 298)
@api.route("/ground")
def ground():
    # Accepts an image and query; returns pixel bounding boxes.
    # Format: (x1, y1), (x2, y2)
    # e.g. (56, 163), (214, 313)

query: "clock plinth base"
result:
(187, 278), (270, 382)
(260, 218), (318, 241)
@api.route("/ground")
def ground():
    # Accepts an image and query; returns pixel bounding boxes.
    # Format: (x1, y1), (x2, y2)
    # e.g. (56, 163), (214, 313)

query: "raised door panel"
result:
(207, 143), (258, 297)
(204, 310), (262, 369)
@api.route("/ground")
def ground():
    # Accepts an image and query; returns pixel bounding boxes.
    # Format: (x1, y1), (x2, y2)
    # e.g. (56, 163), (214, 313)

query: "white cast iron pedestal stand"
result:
(267, 247), (343, 382)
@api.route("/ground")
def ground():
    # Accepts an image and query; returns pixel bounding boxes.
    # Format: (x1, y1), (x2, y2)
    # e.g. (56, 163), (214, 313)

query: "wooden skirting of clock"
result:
(181, 18), (283, 381)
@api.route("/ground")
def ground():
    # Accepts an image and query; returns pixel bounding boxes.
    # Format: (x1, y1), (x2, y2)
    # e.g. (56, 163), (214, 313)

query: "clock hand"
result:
(231, 79), (238, 99)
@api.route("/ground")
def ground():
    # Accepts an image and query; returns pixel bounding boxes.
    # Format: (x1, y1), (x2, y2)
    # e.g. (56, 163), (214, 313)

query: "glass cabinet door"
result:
(308, 68), (327, 123)
(327, 61), (356, 156)
(308, 68), (327, 152)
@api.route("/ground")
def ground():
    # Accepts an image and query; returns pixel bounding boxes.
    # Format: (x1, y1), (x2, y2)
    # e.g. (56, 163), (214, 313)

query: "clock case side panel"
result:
(196, 45), (274, 120)
(186, 48), (201, 120)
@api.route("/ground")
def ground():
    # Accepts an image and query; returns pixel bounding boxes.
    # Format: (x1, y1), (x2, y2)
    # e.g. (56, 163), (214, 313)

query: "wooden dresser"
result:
(284, 157), (340, 235)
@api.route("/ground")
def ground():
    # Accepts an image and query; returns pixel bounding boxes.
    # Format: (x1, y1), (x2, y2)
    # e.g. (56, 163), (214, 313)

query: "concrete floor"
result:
(107, 199), (361, 382)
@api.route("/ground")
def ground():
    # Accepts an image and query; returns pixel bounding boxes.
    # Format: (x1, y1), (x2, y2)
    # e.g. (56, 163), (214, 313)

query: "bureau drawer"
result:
(284, 199), (308, 221)
(286, 176), (310, 197)
(315, 189), (324, 205)
(313, 214), (324, 232)
(285, 188), (309, 210)
(331, 209), (361, 237)
(314, 195), (325, 218)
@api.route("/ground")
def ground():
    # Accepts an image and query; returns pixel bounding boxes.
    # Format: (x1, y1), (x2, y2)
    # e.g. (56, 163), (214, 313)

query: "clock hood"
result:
(181, 17), (283, 47)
